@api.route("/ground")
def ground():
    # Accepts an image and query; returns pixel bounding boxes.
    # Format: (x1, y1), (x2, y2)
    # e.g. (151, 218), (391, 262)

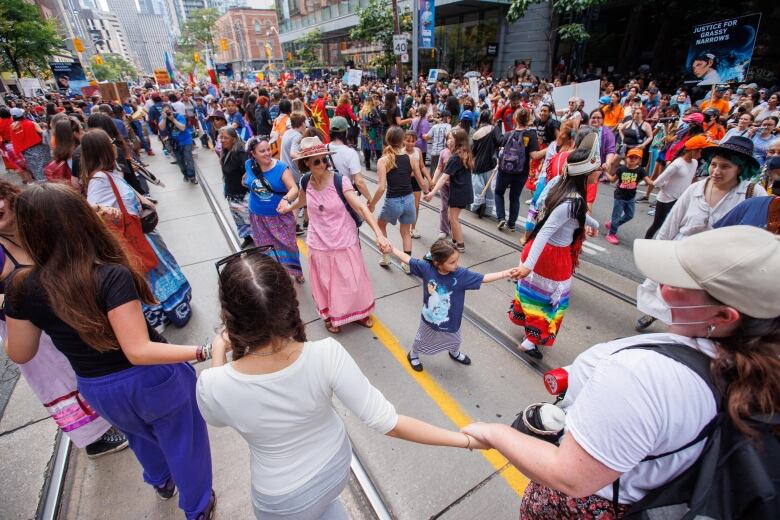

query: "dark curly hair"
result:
(0, 179), (21, 210)
(218, 251), (306, 360)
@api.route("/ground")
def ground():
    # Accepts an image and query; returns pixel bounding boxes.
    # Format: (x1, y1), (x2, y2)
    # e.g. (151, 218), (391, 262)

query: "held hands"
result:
(509, 264), (532, 281)
(461, 423), (495, 450)
(585, 225), (598, 238)
(422, 192), (434, 203)
(376, 234), (392, 254)
(277, 198), (292, 214)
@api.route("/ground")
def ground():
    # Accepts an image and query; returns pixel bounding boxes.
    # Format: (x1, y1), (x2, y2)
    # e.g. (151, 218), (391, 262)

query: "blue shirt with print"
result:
(410, 258), (484, 333)
(160, 113), (193, 146)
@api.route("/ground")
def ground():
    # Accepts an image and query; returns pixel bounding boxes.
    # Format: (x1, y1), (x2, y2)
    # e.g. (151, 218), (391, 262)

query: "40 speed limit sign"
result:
(393, 35), (408, 56)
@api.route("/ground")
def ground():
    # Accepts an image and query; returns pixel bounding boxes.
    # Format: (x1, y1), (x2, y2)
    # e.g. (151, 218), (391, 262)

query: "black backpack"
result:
(300, 172), (363, 229)
(498, 129), (528, 175)
(615, 344), (780, 520)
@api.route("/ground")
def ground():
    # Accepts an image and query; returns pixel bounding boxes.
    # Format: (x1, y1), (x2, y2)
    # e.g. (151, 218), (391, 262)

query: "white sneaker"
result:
(410, 228), (421, 239)
(648, 209), (655, 216)
(437, 232), (448, 239)
(497, 219), (507, 230)
(401, 262), (411, 274)
(379, 254), (391, 267)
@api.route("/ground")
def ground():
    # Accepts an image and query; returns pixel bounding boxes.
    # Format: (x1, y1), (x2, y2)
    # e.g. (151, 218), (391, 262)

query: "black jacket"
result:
(220, 148), (249, 198)
(254, 105), (273, 137)
(471, 124), (501, 173)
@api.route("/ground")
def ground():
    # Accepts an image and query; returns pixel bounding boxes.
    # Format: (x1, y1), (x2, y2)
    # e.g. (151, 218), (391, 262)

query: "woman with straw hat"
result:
(279, 136), (391, 334)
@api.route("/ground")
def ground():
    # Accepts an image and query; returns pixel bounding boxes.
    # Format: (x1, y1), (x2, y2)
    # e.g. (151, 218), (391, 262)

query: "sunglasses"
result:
(308, 157), (326, 167)
(215, 245), (279, 274)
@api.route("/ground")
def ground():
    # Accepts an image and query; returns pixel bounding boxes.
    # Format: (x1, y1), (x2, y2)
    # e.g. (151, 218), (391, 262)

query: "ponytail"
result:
(383, 126), (405, 171)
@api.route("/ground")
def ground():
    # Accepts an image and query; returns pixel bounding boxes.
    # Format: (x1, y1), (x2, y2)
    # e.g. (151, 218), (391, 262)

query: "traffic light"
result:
(73, 38), (84, 53)
(94, 55), (104, 65)
(194, 52), (201, 63)
(220, 38), (228, 52)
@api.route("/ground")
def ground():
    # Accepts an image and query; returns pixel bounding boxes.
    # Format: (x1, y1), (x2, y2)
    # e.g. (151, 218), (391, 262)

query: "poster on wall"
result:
(49, 61), (89, 95)
(684, 13), (761, 86)
(419, 0), (435, 49)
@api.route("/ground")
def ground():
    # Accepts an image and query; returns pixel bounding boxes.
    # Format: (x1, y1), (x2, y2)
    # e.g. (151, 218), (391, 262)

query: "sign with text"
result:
(419, 0), (435, 49)
(49, 61), (88, 95)
(215, 63), (234, 79)
(685, 13), (761, 86)
(427, 69), (439, 83)
(154, 68), (172, 86)
(347, 69), (363, 86)
(393, 35), (408, 56)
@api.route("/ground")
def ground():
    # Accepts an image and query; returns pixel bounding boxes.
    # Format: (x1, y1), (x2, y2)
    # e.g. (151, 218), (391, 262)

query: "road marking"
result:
(296, 238), (529, 496)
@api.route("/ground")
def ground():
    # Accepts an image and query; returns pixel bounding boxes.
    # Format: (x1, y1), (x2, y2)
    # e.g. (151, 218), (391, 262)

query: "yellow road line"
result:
(295, 237), (528, 496)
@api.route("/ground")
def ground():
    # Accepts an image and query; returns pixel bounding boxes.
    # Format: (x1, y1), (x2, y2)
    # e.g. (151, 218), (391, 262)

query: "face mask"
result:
(646, 301), (722, 325)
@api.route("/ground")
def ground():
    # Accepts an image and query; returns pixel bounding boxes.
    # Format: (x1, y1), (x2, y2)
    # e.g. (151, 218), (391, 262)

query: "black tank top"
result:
(386, 153), (413, 198)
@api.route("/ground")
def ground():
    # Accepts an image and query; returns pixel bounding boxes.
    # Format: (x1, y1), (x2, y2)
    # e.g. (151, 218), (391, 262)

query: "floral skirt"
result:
(22, 143), (51, 181)
(519, 480), (628, 519)
(226, 193), (251, 239)
(508, 240), (573, 348)
(249, 212), (303, 277)
(142, 231), (192, 329)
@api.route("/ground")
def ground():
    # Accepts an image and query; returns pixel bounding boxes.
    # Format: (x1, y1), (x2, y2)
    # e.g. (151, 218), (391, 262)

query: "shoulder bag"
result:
(104, 173), (158, 272)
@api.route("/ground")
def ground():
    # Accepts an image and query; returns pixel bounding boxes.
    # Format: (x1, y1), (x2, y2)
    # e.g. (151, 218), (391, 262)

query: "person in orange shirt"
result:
(700, 87), (729, 117)
(703, 108), (726, 142)
(602, 92), (624, 129)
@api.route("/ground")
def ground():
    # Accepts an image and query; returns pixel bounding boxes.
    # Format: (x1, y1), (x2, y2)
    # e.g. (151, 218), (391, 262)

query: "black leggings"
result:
(644, 199), (676, 239)
(363, 149), (377, 170)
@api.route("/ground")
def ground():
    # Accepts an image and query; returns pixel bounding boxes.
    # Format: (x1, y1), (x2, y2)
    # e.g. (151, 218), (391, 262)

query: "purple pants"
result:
(440, 182), (451, 235)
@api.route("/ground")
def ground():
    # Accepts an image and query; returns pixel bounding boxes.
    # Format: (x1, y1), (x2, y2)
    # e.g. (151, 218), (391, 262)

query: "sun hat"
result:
(684, 135), (714, 150)
(683, 112), (704, 125)
(626, 148), (644, 159)
(634, 226), (780, 319)
(700, 135), (760, 171)
(297, 136), (334, 173)
(330, 116), (349, 132)
(565, 132), (600, 177)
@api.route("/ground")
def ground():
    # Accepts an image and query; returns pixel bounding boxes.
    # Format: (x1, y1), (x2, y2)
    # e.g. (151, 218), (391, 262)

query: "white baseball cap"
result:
(634, 226), (780, 319)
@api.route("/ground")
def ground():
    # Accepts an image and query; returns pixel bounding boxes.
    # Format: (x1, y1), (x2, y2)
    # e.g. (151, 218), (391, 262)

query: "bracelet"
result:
(463, 432), (472, 450)
(195, 344), (203, 362)
(201, 341), (212, 361)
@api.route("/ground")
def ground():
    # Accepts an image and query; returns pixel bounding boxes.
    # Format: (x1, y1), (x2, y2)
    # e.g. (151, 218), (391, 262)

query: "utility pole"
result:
(391, 0), (404, 90)
(411, 0), (418, 84)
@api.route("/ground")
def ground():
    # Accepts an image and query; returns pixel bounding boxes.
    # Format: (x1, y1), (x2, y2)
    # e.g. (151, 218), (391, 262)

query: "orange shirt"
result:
(704, 122), (725, 142)
(701, 98), (729, 116)
(602, 105), (624, 129)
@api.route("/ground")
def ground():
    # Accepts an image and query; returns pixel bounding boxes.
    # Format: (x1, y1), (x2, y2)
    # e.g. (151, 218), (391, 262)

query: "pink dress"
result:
(306, 174), (375, 326)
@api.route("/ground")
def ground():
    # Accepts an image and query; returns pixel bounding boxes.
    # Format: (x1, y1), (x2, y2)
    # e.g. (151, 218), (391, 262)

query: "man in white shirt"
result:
(327, 117), (372, 200)
(281, 112), (306, 184)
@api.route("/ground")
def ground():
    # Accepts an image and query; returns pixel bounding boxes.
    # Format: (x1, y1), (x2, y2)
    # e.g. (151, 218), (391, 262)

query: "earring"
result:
(706, 323), (716, 339)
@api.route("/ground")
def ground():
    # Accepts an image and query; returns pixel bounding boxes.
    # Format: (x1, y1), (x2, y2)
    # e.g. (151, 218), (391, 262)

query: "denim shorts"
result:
(379, 193), (416, 225)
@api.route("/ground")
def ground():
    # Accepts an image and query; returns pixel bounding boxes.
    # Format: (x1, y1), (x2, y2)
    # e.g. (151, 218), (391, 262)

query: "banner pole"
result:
(412, 0), (419, 84)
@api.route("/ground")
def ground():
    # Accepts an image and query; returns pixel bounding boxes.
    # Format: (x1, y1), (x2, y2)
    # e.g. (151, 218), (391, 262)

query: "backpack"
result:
(301, 173), (362, 229)
(615, 344), (780, 520)
(498, 130), (528, 175)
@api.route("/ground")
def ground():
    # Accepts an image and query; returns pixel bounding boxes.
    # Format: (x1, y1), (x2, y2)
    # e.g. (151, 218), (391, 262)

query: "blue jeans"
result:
(470, 170), (496, 216)
(610, 198), (636, 236)
(173, 143), (196, 179)
(77, 363), (212, 519)
(494, 172), (526, 229)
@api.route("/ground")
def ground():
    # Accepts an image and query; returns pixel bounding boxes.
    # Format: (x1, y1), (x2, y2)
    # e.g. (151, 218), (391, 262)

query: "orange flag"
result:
(306, 97), (330, 143)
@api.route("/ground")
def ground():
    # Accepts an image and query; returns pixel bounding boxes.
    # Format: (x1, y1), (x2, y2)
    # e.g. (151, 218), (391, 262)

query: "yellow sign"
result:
(73, 38), (84, 53)
(154, 68), (172, 86)
(219, 38), (228, 52)
(193, 52), (200, 63)
(94, 55), (104, 65)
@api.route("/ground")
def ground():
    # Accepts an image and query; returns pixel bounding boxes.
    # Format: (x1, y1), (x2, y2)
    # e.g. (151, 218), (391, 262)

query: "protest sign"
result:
(49, 62), (89, 95)
(684, 13), (761, 85)
(347, 69), (363, 86)
(551, 79), (600, 115)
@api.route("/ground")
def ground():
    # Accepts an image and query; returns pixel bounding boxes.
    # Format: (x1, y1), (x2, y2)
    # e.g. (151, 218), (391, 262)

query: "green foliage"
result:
(508, 0), (606, 43)
(90, 55), (139, 81)
(0, 0), (64, 77)
(178, 7), (220, 53)
(293, 29), (322, 74)
(349, 0), (412, 73)
(557, 23), (590, 43)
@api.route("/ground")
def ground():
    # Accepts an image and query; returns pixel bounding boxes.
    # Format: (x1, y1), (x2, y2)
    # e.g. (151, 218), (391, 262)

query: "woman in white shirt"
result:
(462, 225), (780, 519)
(635, 135), (766, 331)
(196, 251), (484, 520)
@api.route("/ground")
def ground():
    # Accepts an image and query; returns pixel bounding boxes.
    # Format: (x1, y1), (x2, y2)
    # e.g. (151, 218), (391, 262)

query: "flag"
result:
(164, 51), (179, 87)
(206, 55), (219, 87)
(305, 97), (330, 143)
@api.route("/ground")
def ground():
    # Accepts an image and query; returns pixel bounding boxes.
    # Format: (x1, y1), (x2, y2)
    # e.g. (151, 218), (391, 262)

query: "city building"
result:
(212, 0), (275, 15)
(180, 0), (208, 20)
(274, 0), (551, 79)
(105, 0), (177, 73)
(214, 7), (284, 78)
(81, 10), (135, 63)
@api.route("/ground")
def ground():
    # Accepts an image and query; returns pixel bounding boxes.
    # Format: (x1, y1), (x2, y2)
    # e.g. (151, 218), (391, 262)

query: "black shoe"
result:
(302, 220), (309, 230)
(475, 205), (486, 218)
(190, 177), (199, 185)
(449, 351), (472, 365)
(521, 346), (543, 360)
(85, 427), (129, 459)
(240, 236), (254, 249)
(155, 478), (178, 501)
(295, 224), (305, 236)
(407, 352), (423, 372)
(196, 490), (216, 520)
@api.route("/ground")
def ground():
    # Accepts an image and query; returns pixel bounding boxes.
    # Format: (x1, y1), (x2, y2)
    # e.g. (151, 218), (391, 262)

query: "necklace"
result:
(244, 339), (294, 358)
(0, 233), (20, 248)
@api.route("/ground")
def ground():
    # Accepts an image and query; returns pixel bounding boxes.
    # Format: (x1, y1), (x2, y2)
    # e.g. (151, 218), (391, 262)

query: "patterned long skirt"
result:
(226, 193), (251, 239)
(519, 481), (628, 519)
(142, 230), (193, 329)
(249, 211), (303, 277)
(508, 240), (573, 348)
(21, 143), (51, 181)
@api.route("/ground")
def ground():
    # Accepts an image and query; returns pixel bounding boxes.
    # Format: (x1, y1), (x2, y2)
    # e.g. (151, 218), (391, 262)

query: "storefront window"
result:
(419, 9), (500, 77)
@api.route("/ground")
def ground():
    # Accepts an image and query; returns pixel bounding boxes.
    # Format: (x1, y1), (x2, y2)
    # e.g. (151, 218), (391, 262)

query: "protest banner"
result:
(684, 13), (761, 85)
(551, 79), (600, 115)
(347, 69), (363, 86)
(49, 62), (89, 95)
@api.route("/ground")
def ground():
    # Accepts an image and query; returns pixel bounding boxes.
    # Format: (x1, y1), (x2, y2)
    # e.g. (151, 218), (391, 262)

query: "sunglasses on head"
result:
(215, 245), (279, 274)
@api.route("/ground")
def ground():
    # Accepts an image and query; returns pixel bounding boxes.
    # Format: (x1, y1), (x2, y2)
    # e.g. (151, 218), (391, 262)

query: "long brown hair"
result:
(218, 251), (306, 359)
(9, 184), (154, 352)
(52, 119), (77, 162)
(712, 316), (780, 436)
(449, 127), (474, 171)
(79, 129), (117, 185)
(382, 126), (405, 170)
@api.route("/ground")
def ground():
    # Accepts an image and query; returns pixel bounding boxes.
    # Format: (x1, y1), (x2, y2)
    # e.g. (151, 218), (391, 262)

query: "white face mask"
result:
(647, 301), (722, 325)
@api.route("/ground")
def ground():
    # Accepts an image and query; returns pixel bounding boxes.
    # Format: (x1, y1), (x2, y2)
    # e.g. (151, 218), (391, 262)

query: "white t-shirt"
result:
(328, 142), (362, 181)
(560, 333), (718, 504)
(653, 157), (697, 203)
(280, 128), (302, 181)
(195, 338), (398, 496)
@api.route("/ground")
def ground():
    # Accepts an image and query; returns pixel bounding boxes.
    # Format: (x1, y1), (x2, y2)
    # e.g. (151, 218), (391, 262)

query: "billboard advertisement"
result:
(419, 0), (435, 49)
(49, 61), (89, 95)
(685, 13), (761, 86)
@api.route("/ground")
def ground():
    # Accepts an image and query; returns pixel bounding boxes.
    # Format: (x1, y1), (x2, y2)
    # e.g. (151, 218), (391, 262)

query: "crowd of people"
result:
(0, 66), (779, 520)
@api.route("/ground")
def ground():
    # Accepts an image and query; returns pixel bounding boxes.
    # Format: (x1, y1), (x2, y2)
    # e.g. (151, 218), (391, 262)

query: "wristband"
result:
(463, 432), (472, 451)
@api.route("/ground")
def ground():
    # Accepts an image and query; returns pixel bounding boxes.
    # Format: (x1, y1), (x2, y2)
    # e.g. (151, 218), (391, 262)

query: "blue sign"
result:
(419, 0), (435, 49)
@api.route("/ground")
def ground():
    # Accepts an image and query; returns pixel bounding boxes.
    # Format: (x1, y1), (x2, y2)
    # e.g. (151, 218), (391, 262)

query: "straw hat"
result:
(297, 136), (334, 173)
(566, 132), (601, 176)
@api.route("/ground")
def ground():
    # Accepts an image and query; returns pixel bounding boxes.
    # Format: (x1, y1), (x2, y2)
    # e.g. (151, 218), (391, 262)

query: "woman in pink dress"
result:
(279, 137), (391, 333)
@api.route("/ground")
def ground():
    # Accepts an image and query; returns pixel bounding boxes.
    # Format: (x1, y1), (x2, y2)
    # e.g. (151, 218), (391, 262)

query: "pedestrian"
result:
(279, 136), (391, 333)
(269, 99), (291, 159)
(603, 148), (654, 245)
(327, 116), (372, 201)
(0, 107), (30, 182)
(425, 127), (475, 252)
(4, 183), (215, 520)
(635, 135), (767, 331)
(196, 251), (486, 520)
(644, 135), (712, 239)
(253, 95), (273, 137)
(160, 103), (198, 184)
(243, 135), (304, 283)
(424, 109), (452, 179)
(464, 226), (780, 519)
(751, 116), (778, 167)
(495, 107), (539, 232)
(9, 107), (50, 182)
(618, 106), (653, 166)
(410, 103), (431, 163)
(45, 117), (82, 189)
(370, 126), (427, 272)
(218, 127), (253, 248)
(389, 239), (513, 372)
(82, 129), (193, 332)
(403, 129), (431, 239)
(359, 97), (383, 169)
(508, 132), (601, 359)
(470, 110), (500, 219)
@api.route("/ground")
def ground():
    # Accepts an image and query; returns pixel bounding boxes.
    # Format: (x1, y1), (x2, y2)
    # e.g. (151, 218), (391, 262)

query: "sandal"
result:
(324, 320), (341, 334)
(357, 316), (373, 328)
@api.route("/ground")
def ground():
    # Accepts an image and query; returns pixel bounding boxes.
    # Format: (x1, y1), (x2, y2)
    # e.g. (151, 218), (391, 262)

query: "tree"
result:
(0, 0), (64, 77)
(350, 0), (412, 75)
(178, 7), (220, 55)
(90, 55), (139, 82)
(508, 0), (607, 44)
(293, 29), (322, 74)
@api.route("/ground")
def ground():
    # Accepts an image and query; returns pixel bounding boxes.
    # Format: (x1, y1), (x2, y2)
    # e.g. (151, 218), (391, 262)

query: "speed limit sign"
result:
(393, 35), (408, 56)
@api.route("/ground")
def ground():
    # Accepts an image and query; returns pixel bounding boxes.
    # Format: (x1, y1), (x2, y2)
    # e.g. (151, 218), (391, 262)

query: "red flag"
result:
(306, 97), (330, 143)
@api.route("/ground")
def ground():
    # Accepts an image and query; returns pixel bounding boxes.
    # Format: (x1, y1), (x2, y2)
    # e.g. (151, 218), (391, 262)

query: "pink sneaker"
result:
(606, 234), (619, 245)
